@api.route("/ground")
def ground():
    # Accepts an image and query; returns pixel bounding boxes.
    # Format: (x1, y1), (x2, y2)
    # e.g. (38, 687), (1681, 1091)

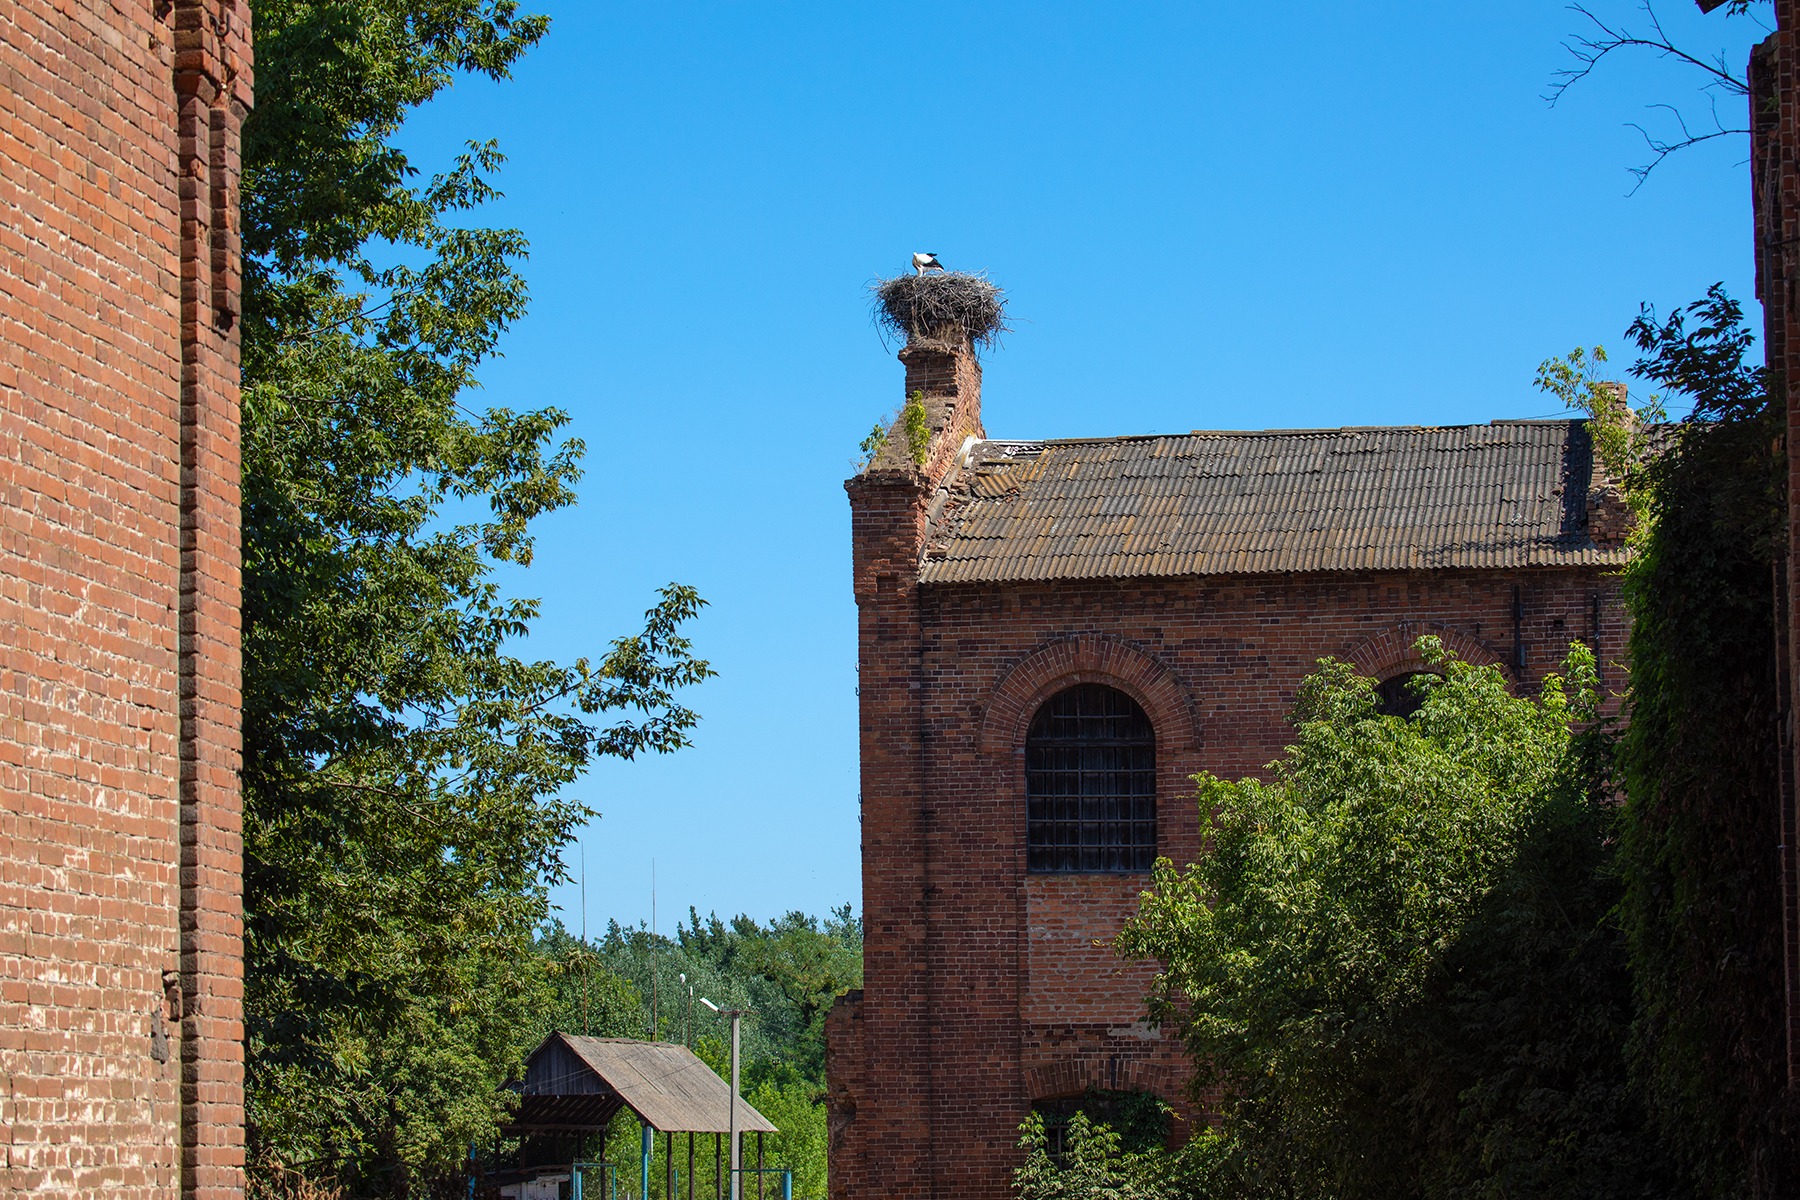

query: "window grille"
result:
(1025, 684), (1156, 872)
(1375, 671), (1436, 719)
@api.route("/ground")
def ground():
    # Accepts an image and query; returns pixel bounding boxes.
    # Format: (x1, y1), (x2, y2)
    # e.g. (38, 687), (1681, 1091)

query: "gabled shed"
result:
(515, 1033), (777, 1135)
(501, 1033), (781, 1200)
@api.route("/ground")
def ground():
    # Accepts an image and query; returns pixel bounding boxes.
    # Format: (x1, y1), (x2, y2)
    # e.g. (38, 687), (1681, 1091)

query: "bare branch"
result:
(1548, 2), (1751, 187)
(1549, 3), (1748, 109)
(1624, 102), (1748, 192)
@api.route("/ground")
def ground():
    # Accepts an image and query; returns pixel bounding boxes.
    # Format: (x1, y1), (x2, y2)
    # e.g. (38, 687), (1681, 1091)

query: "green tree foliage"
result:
(1116, 641), (1675, 1199)
(1603, 288), (1796, 1198)
(677, 907), (866, 1084)
(1013, 1112), (1166, 1200)
(534, 921), (649, 1042)
(239, 3), (713, 1193)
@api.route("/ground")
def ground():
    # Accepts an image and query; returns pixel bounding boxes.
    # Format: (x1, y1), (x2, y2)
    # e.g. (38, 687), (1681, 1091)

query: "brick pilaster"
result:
(172, 2), (251, 1196)
(833, 336), (987, 1200)
(839, 464), (933, 1200)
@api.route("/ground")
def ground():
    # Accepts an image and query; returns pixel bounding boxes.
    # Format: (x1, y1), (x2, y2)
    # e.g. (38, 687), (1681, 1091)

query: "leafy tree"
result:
(239, 2), (712, 1193)
(744, 1079), (831, 1199)
(1117, 640), (1676, 1199)
(680, 906), (865, 1083)
(1597, 288), (1795, 1198)
(1013, 1112), (1165, 1200)
(534, 920), (648, 1042)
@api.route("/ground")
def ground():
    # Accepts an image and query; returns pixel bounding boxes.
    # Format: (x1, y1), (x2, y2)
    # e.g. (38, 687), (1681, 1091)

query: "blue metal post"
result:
(782, 1171), (792, 1200)
(642, 1124), (654, 1200)
(573, 1163), (584, 1200)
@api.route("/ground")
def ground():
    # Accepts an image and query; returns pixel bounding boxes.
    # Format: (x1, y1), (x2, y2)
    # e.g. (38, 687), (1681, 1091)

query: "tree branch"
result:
(1550, 3), (1748, 106)
(1624, 102), (1748, 191)
(1548, 2), (1752, 188)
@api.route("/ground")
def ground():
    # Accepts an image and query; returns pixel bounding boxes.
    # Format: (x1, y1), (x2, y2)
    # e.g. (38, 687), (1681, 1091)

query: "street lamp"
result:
(699, 998), (751, 1200)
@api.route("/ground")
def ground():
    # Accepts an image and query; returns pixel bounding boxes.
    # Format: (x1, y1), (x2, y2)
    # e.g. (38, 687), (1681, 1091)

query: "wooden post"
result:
(688, 1132), (695, 1200)
(756, 1132), (764, 1200)
(715, 1132), (723, 1200)
(667, 1130), (675, 1200)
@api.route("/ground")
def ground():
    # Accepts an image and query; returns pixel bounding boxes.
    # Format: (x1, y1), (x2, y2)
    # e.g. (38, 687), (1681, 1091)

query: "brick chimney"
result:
(1587, 382), (1635, 547)
(900, 336), (985, 481)
(860, 333), (985, 487)
(845, 332), (986, 596)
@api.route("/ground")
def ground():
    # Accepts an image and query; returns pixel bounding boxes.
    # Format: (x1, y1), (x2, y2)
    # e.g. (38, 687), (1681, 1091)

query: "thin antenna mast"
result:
(582, 846), (590, 1035)
(658, 863), (666, 1043)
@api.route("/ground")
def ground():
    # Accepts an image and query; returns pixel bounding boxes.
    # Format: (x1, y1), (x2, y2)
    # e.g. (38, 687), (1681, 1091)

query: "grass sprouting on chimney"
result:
(902, 390), (931, 466)
(872, 271), (1010, 350)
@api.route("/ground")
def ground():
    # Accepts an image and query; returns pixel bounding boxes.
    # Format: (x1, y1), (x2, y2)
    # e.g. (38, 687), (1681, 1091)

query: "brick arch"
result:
(1022, 1056), (1187, 1104)
(1342, 622), (1509, 682)
(979, 635), (1199, 756)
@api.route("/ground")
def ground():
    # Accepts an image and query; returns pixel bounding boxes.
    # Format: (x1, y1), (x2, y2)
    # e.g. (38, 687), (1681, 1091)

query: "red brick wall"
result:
(1, 3), (248, 1196)
(831, 345), (1629, 1200)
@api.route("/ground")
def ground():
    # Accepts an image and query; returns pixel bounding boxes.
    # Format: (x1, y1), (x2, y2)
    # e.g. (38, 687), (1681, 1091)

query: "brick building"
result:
(2, 3), (250, 1198)
(827, 328), (1630, 1200)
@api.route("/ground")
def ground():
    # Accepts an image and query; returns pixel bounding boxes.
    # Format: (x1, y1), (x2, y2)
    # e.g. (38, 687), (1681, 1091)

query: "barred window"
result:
(1376, 671), (1437, 719)
(1026, 684), (1156, 872)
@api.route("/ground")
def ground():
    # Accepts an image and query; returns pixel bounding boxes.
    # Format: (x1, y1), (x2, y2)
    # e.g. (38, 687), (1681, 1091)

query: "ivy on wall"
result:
(1605, 287), (1797, 1198)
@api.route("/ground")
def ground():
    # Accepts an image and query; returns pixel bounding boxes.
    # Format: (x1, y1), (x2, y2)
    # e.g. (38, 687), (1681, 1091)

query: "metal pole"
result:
(642, 1123), (653, 1200)
(728, 1011), (741, 1200)
(667, 1131), (675, 1200)
(756, 1132), (764, 1200)
(688, 1131), (695, 1200)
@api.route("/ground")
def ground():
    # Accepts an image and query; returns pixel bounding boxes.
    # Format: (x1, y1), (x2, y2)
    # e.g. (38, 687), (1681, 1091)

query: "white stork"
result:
(912, 252), (945, 276)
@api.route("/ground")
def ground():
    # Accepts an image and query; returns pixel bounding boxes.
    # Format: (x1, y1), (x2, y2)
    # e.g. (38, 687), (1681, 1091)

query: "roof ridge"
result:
(977, 419), (1580, 446)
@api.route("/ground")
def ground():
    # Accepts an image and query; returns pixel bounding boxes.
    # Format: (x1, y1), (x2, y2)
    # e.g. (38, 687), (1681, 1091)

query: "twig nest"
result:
(872, 271), (1010, 351)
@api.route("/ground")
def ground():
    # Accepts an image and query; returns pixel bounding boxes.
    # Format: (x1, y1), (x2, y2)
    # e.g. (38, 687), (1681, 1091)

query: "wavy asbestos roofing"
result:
(917, 420), (1629, 585)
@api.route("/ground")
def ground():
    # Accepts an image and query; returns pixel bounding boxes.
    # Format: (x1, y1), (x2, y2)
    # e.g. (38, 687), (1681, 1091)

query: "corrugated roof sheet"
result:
(523, 1034), (778, 1134)
(918, 421), (1629, 584)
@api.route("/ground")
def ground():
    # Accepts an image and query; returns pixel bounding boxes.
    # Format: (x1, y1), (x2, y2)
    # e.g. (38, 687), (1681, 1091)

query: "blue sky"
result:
(399, 1), (1770, 933)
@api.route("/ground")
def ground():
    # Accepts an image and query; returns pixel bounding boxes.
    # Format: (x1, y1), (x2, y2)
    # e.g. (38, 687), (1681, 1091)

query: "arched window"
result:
(1026, 684), (1156, 872)
(1030, 1091), (1172, 1160)
(1375, 671), (1437, 719)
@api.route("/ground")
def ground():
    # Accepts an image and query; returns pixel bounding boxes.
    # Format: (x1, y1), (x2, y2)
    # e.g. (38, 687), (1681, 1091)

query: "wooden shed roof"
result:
(519, 1033), (777, 1135)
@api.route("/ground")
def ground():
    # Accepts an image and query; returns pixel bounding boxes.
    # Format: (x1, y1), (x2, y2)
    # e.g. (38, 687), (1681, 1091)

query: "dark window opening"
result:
(1031, 1090), (1173, 1161)
(1026, 684), (1156, 872)
(1376, 671), (1438, 719)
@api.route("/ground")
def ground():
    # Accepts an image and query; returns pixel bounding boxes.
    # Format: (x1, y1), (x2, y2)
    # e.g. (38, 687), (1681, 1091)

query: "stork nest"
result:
(871, 271), (1010, 351)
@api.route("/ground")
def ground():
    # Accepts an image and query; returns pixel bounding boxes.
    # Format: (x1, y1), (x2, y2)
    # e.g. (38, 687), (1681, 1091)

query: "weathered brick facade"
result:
(1, 3), (249, 1196)
(831, 334), (1628, 1200)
